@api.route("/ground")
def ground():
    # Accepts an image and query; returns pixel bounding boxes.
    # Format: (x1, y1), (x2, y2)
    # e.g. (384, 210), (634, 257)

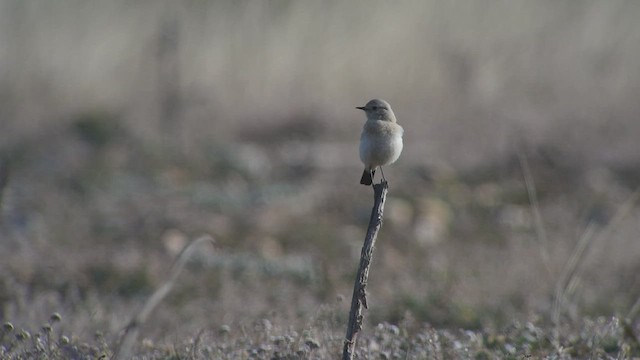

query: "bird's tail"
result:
(360, 169), (375, 185)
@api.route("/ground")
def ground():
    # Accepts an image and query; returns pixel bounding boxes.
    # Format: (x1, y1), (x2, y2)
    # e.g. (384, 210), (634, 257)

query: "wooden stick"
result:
(343, 181), (389, 360)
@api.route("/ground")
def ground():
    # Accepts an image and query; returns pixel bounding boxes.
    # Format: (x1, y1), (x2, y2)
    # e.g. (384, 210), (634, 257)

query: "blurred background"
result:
(1, 0), (640, 343)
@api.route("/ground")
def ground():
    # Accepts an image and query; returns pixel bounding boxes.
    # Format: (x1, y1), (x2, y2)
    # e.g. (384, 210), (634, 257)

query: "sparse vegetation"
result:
(1, 312), (639, 359)
(2, 1), (640, 359)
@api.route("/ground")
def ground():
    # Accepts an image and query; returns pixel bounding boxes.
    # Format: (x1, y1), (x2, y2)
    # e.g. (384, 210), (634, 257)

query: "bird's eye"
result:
(371, 106), (378, 110)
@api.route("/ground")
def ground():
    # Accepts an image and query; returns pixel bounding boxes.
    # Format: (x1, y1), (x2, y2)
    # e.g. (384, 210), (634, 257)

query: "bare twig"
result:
(112, 235), (215, 360)
(343, 181), (389, 360)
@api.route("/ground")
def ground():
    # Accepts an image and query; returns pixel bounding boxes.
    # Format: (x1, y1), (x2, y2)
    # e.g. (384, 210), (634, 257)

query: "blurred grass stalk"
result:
(113, 235), (214, 360)
(0, 158), (9, 214)
(517, 148), (551, 274)
(553, 188), (640, 324)
(518, 141), (640, 327)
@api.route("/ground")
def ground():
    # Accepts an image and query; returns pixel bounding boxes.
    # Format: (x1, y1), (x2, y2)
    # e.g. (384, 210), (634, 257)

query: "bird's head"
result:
(356, 99), (396, 122)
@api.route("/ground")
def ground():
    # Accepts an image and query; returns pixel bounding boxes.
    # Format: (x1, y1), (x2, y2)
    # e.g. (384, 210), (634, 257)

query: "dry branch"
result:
(343, 181), (389, 360)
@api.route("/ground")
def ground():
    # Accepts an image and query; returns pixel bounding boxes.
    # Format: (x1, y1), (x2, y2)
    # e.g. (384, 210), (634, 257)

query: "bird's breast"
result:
(359, 121), (404, 167)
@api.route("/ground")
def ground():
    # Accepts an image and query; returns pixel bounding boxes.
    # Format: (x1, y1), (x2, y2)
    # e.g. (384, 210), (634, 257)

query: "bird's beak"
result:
(356, 106), (365, 110)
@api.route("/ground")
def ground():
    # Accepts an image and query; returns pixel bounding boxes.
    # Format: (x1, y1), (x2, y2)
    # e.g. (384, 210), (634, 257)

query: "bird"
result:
(357, 99), (404, 186)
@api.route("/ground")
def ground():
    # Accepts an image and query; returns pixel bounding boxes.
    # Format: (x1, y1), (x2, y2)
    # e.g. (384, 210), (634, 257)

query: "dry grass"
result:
(1, 127), (640, 358)
(1, 312), (638, 359)
(2, 1), (640, 359)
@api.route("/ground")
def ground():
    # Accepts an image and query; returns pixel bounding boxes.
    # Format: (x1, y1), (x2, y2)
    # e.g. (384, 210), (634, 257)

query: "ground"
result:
(1, 116), (640, 359)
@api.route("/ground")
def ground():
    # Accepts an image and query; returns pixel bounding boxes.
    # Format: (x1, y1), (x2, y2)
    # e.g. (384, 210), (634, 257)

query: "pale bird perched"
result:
(357, 99), (404, 185)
